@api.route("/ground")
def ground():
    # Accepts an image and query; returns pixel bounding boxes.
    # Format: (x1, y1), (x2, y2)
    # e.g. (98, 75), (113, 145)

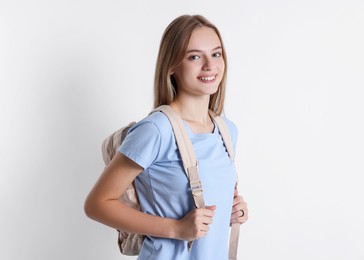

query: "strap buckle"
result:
(190, 180), (203, 194)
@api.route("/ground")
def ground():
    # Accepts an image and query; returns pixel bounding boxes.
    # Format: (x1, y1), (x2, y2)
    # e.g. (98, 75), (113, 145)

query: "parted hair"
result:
(153, 15), (227, 115)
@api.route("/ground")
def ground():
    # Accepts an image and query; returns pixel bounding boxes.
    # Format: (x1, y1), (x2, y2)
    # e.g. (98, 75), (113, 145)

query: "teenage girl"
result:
(84, 14), (248, 259)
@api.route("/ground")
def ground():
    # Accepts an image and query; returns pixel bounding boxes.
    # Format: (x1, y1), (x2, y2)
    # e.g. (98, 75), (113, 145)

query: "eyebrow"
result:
(186, 46), (222, 54)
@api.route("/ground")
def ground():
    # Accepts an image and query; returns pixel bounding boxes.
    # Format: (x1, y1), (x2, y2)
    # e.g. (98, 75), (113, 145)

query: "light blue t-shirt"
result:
(118, 111), (238, 260)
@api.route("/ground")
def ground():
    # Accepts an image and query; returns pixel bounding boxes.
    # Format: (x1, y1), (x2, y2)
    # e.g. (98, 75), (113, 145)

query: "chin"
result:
(203, 85), (219, 95)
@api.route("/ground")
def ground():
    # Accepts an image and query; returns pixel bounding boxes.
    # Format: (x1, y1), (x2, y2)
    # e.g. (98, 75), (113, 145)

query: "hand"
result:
(177, 205), (216, 241)
(230, 189), (248, 225)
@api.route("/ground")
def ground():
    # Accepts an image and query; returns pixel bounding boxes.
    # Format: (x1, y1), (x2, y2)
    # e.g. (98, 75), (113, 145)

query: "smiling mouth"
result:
(198, 75), (217, 83)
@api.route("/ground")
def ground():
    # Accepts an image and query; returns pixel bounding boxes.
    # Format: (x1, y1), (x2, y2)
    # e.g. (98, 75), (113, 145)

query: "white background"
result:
(1, 1), (363, 259)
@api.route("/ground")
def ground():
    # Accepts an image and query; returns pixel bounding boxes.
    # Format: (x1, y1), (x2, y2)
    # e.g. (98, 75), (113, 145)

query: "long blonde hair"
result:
(154, 15), (227, 115)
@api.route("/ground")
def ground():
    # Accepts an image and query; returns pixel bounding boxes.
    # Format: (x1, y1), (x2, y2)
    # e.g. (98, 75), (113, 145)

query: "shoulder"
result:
(125, 111), (174, 145)
(119, 111), (173, 168)
(130, 111), (172, 135)
(147, 111), (173, 132)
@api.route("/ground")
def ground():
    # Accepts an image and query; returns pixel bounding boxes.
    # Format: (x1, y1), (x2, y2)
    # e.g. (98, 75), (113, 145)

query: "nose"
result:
(202, 57), (213, 71)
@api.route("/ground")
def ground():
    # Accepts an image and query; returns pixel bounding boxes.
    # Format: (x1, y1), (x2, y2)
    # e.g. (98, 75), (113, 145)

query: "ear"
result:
(170, 67), (175, 75)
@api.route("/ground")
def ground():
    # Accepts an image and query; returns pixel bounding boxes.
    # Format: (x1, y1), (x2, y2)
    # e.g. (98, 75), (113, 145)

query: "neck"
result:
(169, 96), (214, 133)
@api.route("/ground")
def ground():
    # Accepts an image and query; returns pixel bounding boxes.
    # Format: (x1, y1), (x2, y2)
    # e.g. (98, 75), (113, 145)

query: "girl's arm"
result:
(84, 152), (215, 241)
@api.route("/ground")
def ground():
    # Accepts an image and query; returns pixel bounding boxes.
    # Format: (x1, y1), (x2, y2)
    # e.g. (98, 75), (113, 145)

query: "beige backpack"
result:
(101, 105), (240, 259)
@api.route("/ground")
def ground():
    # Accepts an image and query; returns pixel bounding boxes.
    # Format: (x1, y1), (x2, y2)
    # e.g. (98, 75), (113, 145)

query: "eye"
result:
(213, 52), (222, 58)
(189, 55), (201, 60)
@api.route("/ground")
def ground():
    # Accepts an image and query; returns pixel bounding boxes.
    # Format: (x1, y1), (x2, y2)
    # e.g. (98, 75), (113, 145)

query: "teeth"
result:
(199, 76), (215, 81)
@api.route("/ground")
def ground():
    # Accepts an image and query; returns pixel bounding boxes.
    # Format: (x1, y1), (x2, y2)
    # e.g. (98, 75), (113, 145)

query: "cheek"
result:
(173, 69), (195, 86)
(174, 63), (203, 82)
(181, 67), (198, 80)
(219, 60), (225, 71)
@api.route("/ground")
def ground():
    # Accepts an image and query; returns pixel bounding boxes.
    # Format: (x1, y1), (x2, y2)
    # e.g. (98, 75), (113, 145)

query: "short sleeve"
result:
(118, 119), (161, 169)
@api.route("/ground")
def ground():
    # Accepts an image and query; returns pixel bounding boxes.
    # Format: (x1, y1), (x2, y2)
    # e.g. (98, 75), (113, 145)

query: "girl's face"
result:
(172, 26), (225, 98)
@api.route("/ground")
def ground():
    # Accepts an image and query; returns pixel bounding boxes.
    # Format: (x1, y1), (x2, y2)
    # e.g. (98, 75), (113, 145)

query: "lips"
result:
(198, 75), (217, 83)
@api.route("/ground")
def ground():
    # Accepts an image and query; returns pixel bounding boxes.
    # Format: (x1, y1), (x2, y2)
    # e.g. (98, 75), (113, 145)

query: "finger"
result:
(240, 212), (249, 224)
(204, 205), (216, 216)
(231, 209), (249, 224)
(232, 199), (247, 210)
(232, 195), (245, 207)
(198, 213), (215, 226)
(235, 195), (245, 204)
(231, 216), (247, 225)
(197, 226), (210, 238)
(205, 205), (216, 211)
(232, 204), (241, 213)
(232, 197), (240, 207)
(231, 210), (244, 219)
(200, 221), (211, 231)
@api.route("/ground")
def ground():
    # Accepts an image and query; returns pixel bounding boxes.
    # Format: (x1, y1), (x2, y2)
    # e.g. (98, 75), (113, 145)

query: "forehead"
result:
(187, 26), (221, 51)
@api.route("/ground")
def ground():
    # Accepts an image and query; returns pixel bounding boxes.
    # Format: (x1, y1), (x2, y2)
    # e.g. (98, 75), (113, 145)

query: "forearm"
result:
(85, 198), (180, 240)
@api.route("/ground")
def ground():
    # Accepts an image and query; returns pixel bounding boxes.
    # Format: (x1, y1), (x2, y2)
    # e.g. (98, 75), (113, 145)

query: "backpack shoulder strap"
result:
(208, 110), (234, 161)
(152, 105), (205, 209)
(208, 110), (240, 260)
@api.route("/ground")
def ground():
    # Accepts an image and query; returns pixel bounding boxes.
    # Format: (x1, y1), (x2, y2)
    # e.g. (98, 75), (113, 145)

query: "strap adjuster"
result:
(190, 180), (203, 193)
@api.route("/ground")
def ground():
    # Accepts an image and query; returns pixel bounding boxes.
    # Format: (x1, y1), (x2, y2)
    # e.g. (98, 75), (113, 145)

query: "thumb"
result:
(205, 205), (217, 211)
